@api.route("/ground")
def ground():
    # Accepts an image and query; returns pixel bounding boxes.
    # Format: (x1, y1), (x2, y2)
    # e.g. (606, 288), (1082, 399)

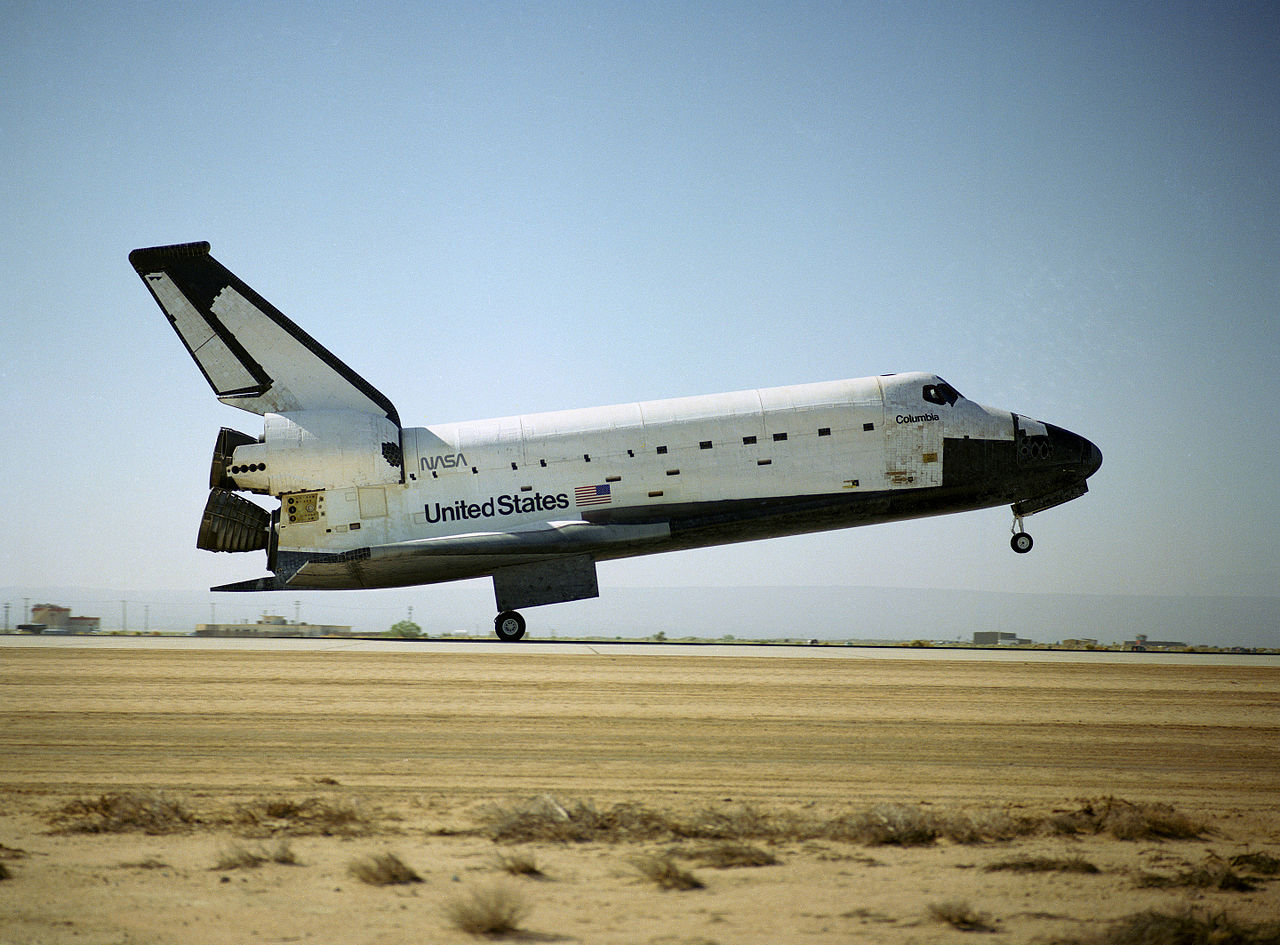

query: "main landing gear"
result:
(494, 610), (527, 642)
(1010, 515), (1034, 554)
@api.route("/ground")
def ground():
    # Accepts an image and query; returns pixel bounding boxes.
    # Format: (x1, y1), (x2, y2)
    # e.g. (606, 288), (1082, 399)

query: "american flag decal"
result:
(574, 483), (612, 507)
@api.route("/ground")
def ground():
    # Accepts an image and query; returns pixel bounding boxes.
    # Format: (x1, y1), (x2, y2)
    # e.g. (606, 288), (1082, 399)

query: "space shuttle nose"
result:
(1053, 426), (1102, 480)
(1039, 423), (1102, 481)
(1083, 439), (1103, 479)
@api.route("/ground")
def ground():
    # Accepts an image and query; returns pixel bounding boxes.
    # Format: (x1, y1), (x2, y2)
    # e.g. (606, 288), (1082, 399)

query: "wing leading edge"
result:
(129, 242), (399, 423)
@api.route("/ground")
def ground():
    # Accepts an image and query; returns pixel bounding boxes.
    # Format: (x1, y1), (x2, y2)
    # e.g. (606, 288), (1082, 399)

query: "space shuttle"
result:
(131, 242), (1102, 640)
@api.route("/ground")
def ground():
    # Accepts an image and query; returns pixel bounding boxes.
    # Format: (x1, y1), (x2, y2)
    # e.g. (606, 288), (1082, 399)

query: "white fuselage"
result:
(273, 372), (1014, 561)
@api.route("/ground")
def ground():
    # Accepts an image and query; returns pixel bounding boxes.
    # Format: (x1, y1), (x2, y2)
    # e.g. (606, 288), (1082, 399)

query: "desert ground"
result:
(1, 641), (1277, 944)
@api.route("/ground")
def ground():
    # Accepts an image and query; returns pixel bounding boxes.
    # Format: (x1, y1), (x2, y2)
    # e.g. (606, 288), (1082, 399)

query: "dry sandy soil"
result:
(1, 644), (1277, 944)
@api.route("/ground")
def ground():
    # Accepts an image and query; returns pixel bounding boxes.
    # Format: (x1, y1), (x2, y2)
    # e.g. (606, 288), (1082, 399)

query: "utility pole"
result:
(144, 605), (150, 633)
(121, 600), (127, 633)
(294, 600), (301, 624)
(3, 602), (9, 631)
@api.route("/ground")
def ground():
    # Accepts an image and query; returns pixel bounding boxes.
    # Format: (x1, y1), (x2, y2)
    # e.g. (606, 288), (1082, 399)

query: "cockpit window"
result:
(923, 382), (961, 406)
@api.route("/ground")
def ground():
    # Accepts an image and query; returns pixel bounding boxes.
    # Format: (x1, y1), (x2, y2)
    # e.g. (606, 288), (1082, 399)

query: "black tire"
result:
(494, 610), (526, 642)
(1011, 532), (1034, 554)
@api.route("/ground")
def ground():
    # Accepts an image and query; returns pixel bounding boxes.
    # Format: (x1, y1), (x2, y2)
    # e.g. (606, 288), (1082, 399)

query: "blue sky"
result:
(3, 2), (1277, 636)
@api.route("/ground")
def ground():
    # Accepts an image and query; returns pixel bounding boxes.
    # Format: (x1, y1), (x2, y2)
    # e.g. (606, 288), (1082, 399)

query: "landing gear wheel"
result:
(1011, 532), (1034, 554)
(494, 610), (526, 642)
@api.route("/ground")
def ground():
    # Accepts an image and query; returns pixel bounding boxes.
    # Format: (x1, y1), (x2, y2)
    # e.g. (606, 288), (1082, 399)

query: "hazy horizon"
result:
(6, 581), (1275, 649)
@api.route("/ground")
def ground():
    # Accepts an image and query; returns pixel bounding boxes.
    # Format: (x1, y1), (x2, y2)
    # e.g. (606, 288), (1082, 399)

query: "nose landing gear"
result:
(1010, 515), (1033, 554)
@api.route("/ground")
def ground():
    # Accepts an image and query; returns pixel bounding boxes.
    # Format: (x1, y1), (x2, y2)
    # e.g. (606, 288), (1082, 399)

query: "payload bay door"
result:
(883, 389), (943, 488)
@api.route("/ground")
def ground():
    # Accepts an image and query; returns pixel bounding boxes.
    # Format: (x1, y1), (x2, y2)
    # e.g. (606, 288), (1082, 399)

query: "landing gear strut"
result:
(1010, 515), (1033, 554)
(494, 610), (527, 642)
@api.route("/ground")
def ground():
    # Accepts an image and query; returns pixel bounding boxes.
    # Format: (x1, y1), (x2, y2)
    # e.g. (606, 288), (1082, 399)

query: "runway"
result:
(3, 633), (1276, 665)
(2, 640), (1277, 809)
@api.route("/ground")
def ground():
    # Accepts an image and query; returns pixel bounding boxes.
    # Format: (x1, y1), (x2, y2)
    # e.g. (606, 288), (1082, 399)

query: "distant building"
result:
(973, 631), (1032, 646)
(31, 604), (70, 629)
(1059, 638), (1099, 649)
(195, 615), (353, 637)
(1123, 633), (1186, 652)
(29, 604), (100, 633)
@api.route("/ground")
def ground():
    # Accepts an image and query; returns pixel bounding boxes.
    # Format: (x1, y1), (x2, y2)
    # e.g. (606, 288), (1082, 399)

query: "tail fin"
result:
(129, 242), (399, 423)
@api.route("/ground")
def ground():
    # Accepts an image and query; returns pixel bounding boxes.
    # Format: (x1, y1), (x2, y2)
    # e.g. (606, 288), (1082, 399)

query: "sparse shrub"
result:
(443, 883), (530, 936)
(928, 900), (997, 932)
(816, 805), (1035, 845)
(837, 804), (940, 846)
(679, 803), (781, 840)
(1231, 852), (1280, 876)
(1048, 798), (1203, 841)
(477, 795), (1205, 854)
(1137, 855), (1256, 892)
(480, 796), (585, 843)
(938, 811), (994, 845)
(214, 844), (267, 870)
(1105, 802), (1202, 841)
(630, 854), (705, 890)
(688, 842), (780, 868)
(481, 796), (799, 845)
(51, 792), (196, 834)
(268, 799), (314, 819)
(984, 855), (1100, 874)
(1056, 907), (1280, 945)
(267, 839), (299, 865)
(0, 863), (10, 881)
(492, 851), (544, 877)
(118, 858), (169, 870)
(941, 809), (1039, 844)
(231, 796), (371, 836)
(348, 852), (422, 886)
(214, 840), (299, 870)
(481, 797), (672, 844)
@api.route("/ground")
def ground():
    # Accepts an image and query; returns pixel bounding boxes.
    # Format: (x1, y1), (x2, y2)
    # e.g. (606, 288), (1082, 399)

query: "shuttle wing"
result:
(216, 520), (671, 591)
(129, 242), (399, 423)
(381, 519), (671, 556)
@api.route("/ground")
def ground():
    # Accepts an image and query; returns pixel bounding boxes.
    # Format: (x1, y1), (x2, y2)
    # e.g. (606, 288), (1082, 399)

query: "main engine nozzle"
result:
(210, 427), (259, 490)
(197, 489), (271, 553)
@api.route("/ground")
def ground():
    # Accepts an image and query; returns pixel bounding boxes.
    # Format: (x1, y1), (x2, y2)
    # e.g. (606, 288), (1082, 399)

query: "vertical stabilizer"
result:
(129, 242), (400, 424)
